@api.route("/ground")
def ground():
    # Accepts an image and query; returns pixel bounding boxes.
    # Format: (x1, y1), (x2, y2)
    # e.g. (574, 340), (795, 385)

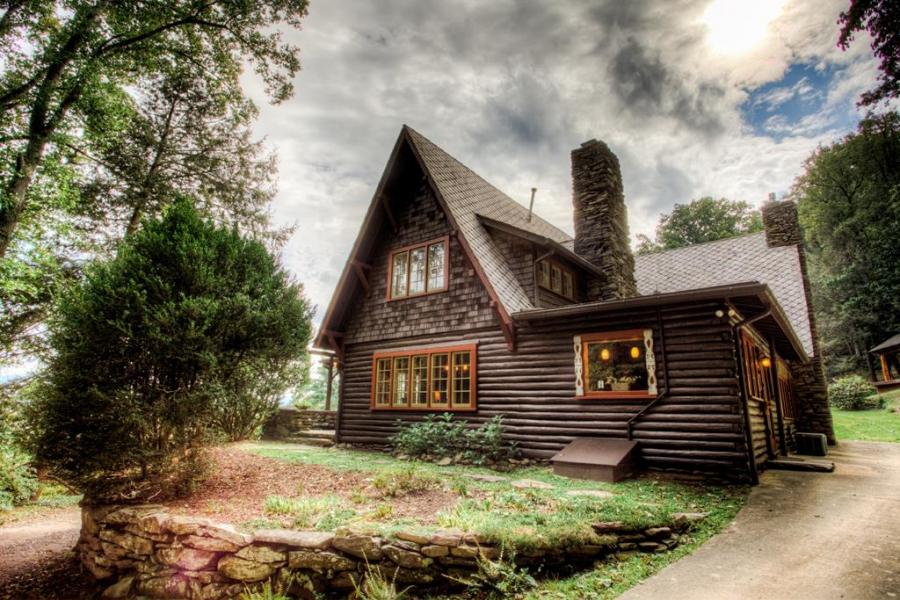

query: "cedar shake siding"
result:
(338, 298), (756, 482)
(343, 182), (497, 345)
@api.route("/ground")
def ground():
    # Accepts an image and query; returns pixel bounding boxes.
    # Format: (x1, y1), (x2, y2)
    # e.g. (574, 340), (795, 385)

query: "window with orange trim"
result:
(574, 329), (657, 398)
(372, 344), (476, 410)
(387, 237), (448, 300)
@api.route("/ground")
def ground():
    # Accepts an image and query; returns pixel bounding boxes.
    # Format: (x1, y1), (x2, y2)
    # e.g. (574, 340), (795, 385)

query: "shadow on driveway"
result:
(621, 441), (900, 600)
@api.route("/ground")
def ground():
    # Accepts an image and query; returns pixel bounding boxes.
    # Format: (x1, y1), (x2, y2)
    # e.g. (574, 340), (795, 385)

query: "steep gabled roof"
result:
(633, 233), (814, 356)
(315, 126), (571, 351)
(404, 127), (572, 314)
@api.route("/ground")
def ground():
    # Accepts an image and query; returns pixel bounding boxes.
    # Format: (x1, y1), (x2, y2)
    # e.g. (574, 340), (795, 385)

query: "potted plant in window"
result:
(611, 375), (637, 392)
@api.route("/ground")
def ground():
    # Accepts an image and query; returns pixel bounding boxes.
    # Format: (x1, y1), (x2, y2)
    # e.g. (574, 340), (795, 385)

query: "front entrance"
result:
(740, 330), (780, 465)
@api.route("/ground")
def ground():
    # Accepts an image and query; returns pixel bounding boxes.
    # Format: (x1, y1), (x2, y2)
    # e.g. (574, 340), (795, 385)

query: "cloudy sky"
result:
(247, 0), (885, 326)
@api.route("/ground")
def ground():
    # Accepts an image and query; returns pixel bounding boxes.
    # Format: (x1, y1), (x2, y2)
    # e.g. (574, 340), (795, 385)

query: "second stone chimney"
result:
(571, 139), (637, 301)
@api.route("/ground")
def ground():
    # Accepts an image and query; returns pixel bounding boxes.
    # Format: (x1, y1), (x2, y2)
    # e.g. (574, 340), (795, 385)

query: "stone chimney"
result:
(761, 198), (802, 247)
(571, 139), (637, 300)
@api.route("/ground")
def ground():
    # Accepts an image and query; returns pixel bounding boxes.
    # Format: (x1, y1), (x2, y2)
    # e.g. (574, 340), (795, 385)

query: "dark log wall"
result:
(338, 299), (754, 482)
(342, 183), (498, 345)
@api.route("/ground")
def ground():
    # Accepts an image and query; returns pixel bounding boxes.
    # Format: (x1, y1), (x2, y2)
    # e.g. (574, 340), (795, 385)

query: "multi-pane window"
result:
(579, 330), (654, 397)
(375, 358), (392, 406)
(388, 237), (448, 300)
(537, 258), (575, 300)
(372, 345), (476, 410)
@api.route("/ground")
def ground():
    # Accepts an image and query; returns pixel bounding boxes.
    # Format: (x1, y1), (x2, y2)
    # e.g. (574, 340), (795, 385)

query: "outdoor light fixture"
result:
(601, 348), (611, 361)
(760, 357), (772, 368)
(715, 309), (725, 318)
(630, 346), (641, 359)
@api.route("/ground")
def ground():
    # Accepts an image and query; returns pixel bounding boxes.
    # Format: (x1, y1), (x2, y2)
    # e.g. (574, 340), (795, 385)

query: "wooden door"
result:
(740, 331), (779, 462)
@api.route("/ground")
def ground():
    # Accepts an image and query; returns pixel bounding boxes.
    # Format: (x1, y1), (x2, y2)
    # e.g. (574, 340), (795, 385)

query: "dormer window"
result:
(537, 258), (576, 300)
(388, 236), (449, 300)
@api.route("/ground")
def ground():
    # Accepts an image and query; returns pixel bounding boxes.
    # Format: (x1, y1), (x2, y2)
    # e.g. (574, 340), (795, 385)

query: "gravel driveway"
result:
(621, 441), (900, 600)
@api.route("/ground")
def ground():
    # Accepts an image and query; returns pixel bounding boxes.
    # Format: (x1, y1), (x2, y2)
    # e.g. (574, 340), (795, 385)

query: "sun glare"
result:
(701, 0), (786, 55)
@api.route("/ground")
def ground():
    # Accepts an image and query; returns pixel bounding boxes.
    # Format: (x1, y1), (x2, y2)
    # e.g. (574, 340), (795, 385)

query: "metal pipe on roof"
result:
(528, 187), (537, 222)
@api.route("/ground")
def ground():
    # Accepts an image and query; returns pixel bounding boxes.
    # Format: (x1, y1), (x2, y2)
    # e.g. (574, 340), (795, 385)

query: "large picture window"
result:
(372, 344), (476, 410)
(574, 329), (657, 398)
(388, 237), (449, 300)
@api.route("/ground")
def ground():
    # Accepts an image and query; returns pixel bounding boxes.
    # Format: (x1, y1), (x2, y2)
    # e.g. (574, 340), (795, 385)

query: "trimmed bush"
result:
(828, 375), (881, 410)
(390, 414), (517, 464)
(29, 199), (313, 502)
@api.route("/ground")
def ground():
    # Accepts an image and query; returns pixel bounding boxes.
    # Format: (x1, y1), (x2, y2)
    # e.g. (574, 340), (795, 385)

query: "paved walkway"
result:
(621, 441), (900, 600)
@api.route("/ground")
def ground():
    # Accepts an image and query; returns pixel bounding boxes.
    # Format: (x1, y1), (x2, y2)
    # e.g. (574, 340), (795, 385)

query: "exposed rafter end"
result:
(351, 259), (371, 293)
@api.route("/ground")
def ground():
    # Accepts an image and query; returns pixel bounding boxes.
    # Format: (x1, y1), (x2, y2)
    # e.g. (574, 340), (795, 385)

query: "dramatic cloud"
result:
(244, 0), (888, 325)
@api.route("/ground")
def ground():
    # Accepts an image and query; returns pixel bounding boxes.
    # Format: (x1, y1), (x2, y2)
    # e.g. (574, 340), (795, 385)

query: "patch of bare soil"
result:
(163, 445), (462, 525)
(0, 507), (100, 599)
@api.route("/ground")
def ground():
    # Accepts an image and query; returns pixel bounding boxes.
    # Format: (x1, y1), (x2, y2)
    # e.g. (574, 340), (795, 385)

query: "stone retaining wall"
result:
(79, 505), (701, 599)
(262, 409), (336, 440)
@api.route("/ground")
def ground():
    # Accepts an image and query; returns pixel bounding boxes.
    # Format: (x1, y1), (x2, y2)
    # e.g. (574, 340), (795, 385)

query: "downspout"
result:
(731, 309), (772, 485)
(626, 305), (670, 440)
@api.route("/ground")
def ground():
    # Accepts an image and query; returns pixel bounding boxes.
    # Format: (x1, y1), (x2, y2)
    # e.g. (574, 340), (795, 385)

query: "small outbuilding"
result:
(871, 334), (900, 394)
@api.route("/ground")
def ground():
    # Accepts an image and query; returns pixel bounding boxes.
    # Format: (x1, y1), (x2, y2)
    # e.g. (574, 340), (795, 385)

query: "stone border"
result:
(79, 505), (704, 599)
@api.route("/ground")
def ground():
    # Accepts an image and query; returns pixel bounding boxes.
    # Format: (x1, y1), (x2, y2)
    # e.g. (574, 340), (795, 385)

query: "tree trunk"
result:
(0, 136), (46, 258)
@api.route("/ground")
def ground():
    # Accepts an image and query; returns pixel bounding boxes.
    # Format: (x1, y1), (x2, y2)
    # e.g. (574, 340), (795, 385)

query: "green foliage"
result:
(838, 0), (900, 106)
(390, 414), (518, 464)
(0, 442), (38, 510)
(240, 579), (292, 600)
(636, 197), (763, 254)
(28, 200), (312, 502)
(828, 376), (881, 410)
(832, 388), (900, 442)
(794, 112), (900, 375)
(371, 466), (440, 498)
(292, 362), (338, 411)
(450, 552), (538, 599)
(354, 563), (409, 600)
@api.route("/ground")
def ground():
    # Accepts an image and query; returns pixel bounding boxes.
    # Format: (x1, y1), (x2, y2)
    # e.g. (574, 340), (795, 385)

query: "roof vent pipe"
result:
(528, 187), (537, 222)
(768, 192), (776, 202)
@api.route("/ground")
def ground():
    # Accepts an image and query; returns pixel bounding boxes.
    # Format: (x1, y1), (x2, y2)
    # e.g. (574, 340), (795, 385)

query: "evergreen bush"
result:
(28, 199), (312, 502)
(828, 375), (881, 410)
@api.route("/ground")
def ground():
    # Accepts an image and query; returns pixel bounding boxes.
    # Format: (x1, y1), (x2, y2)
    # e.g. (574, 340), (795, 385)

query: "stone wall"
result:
(762, 199), (836, 444)
(571, 139), (638, 301)
(262, 409), (336, 439)
(79, 505), (700, 599)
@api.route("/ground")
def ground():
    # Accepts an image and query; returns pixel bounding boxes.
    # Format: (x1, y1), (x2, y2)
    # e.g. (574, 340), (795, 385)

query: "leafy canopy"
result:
(636, 197), (763, 254)
(838, 0), (900, 106)
(29, 199), (313, 501)
(793, 111), (900, 374)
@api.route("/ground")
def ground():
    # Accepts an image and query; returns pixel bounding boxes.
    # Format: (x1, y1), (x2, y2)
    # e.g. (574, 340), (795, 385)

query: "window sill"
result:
(371, 406), (477, 412)
(386, 288), (449, 302)
(575, 392), (654, 400)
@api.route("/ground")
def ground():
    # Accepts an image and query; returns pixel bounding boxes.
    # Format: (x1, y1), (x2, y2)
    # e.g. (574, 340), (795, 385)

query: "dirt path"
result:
(0, 507), (81, 586)
(620, 441), (900, 600)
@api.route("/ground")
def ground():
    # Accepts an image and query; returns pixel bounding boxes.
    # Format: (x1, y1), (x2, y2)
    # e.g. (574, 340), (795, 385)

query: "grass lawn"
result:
(831, 389), (900, 443)
(241, 442), (748, 598)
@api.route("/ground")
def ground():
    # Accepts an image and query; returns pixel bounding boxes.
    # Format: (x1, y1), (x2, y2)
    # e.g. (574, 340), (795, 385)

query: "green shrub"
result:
(0, 443), (38, 509)
(28, 200), (313, 503)
(829, 375), (881, 410)
(389, 414), (517, 464)
(449, 552), (537, 599)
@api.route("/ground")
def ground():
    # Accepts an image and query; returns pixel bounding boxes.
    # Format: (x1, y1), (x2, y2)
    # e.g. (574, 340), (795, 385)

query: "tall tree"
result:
(792, 112), (900, 374)
(0, 0), (308, 259)
(838, 0), (900, 106)
(636, 197), (763, 254)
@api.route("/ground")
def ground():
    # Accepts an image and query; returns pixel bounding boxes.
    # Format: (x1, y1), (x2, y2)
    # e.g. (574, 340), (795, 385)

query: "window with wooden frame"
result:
(573, 329), (657, 398)
(536, 258), (576, 300)
(387, 237), (449, 300)
(371, 344), (476, 410)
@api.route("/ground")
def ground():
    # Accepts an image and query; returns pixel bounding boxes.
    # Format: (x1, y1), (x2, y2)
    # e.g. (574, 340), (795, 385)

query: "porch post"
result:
(325, 356), (334, 411)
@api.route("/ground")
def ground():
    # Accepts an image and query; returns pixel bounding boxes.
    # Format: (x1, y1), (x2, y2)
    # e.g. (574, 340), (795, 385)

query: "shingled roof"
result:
(405, 126), (572, 314)
(634, 233), (814, 356)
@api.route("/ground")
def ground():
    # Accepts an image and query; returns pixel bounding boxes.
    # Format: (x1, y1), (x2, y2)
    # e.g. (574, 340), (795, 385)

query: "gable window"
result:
(537, 258), (576, 300)
(371, 344), (476, 410)
(388, 237), (449, 300)
(573, 329), (657, 398)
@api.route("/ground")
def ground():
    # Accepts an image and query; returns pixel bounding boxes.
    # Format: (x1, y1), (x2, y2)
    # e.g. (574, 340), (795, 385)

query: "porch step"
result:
(768, 457), (835, 473)
(550, 438), (639, 483)
(286, 429), (336, 447)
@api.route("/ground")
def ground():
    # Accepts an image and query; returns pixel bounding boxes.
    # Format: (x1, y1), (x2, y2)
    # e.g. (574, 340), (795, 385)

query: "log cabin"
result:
(314, 125), (835, 483)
